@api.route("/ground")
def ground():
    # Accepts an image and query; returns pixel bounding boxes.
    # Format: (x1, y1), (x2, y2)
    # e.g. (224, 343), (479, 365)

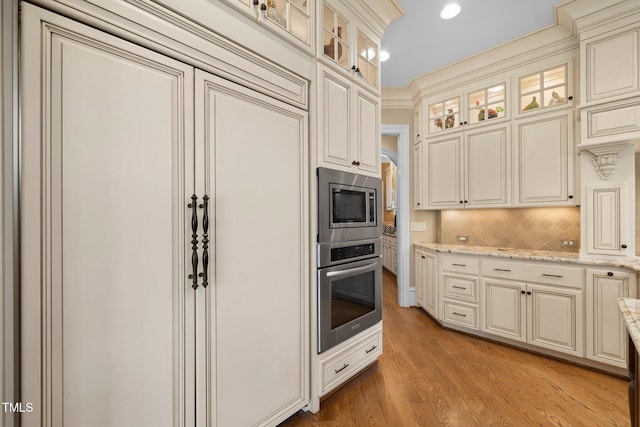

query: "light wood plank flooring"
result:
(282, 269), (630, 426)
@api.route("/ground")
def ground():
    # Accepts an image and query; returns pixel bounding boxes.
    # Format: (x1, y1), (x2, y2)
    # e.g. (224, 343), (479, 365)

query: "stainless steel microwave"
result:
(317, 167), (382, 243)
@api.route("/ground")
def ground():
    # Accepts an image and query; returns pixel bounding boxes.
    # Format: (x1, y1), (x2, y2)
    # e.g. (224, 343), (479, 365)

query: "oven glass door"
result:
(318, 257), (382, 353)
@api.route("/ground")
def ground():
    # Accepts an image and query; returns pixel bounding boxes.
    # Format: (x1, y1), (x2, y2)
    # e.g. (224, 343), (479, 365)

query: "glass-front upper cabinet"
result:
(221, 0), (312, 50)
(427, 81), (507, 135)
(519, 64), (569, 113)
(320, 0), (380, 90)
(467, 83), (506, 125)
(357, 31), (378, 88)
(322, 3), (350, 69)
(428, 96), (461, 134)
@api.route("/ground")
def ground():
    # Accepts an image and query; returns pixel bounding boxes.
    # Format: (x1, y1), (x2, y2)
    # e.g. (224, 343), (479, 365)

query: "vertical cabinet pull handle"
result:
(200, 194), (209, 288)
(200, 195), (210, 288)
(188, 194), (199, 290)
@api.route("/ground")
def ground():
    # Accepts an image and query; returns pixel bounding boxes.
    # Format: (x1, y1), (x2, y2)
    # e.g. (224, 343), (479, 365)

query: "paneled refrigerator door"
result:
(20, 4), (196, 426)
(195, 70), (309, 426)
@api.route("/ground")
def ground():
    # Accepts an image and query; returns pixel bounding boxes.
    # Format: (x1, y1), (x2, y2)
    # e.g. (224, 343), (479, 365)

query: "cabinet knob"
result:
(464, 121), (468, 125)
(568, 195), (574, 199)
(421, 255), (426, 259)
(260, 2), (266, 10)
(464, 200), (468, 203)
(459, 200), (463, 204)
(568, 96), (573, 101)
(416, 202), (420, 206)
(526, 291), (532, 295)
(253, 0), (259, 4)
(521, 290), (526, 295)
(622, 244), (628, 249)
(607, 272), (614, 277)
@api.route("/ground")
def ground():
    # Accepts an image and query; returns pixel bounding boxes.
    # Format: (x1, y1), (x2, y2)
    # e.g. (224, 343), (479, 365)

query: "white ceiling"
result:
(380, 0), (566, 88)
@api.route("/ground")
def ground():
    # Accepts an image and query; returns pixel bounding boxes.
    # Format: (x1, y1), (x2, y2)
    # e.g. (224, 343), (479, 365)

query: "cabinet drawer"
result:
(482, 259), (583, 288)
(442, 300), (478, 329)
(443, 274), (478, 302)
(441, 255), (480, 274)
(321, 329), (382, 394)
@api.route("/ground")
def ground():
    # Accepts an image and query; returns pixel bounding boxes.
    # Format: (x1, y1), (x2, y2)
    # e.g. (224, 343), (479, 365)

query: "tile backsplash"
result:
(439, 207), (581, 252)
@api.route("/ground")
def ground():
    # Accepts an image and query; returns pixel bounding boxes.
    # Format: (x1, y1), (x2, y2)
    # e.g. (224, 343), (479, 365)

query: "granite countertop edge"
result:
(619, 298), (640, 350)
(414, 242), (640, 272)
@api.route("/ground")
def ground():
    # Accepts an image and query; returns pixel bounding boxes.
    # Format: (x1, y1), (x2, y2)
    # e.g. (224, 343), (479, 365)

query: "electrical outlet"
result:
(560, 239), (577, 247)
(457, 235), (468, 243)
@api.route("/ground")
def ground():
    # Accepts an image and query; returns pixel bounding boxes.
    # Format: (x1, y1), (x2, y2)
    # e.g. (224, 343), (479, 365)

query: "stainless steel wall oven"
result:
(317, 168), (383, 353)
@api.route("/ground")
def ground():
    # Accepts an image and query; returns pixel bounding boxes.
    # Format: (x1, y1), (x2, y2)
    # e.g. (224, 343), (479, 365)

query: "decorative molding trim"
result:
(381, 87), (412, 109)
(579, 142), (633, 178)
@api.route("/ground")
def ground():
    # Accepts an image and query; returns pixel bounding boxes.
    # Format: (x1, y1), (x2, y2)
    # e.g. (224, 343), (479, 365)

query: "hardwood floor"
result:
(281, 269), (630, 426)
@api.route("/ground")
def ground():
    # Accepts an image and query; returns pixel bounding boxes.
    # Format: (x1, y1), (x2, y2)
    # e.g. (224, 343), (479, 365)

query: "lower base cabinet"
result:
(415, 248), (437, 318)
(482, 279), (584, 357)
(587, 268), (637, 368)
(413, 246), (638, 371)
(317, 322), (382, 397)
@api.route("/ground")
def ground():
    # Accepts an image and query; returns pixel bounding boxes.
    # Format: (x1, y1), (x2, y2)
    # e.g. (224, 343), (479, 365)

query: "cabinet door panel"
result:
(586, 29), (640, 103)
(356, 90), (380, 173)
(413, 142), (423, 209)
(528, 284), (583, 356)
(197, 71), (308, 426)
(21, 6), (194, 426)
(515, 112), (570, 205)
(426, 136), (461, 207)
(481, 279), (526, 342)
(465, 126), (509, 207)
(586, 269), (636, 367)
(585, 185), (629, 256)
(319, 68), (351, 168)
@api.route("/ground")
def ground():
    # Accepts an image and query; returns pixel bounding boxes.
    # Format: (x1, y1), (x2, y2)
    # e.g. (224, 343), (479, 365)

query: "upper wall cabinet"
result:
(517, 63), (573, 115)
(220, 0), (314, 52)
(581, 26), (640, 106)
(319, 0), (381, 91)
(317, 64), (380, 176)
(426, 80), (508, 136)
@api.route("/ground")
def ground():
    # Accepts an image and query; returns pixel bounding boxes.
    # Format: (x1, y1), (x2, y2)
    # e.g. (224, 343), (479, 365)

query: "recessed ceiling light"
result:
(440, 3), (461, 20)
(380, 50), (390, 62)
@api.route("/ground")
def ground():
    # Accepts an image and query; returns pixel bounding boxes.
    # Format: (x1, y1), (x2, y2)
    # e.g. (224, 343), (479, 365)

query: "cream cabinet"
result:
(317, 64), (380, 176)
(220, 0), (313, 51)
(581, 26), (640, 106)
(586, 268), (638, 368)
(415, 248), (437, 317)
(584, 184), (633, 258)
(425, 80), (508, 136)
(413, 141), (424, 209)
(480, 259), (584, 357)
(439, 254), (480, 329)
(425, 124), (510, 209)
(320, 0), (380, 90)
(382, 235), (397, 274)
(516, 63), (572, 116)
(20, 5), (308, 426)
(414, 104), (423, 142)
(482, 279), (583, 357)
(513, 110), (576, 206)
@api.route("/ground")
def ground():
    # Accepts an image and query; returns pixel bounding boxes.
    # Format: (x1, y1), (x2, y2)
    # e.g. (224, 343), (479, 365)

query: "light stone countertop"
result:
(414, 242), (640, 272)
(618, 298), (640, 351)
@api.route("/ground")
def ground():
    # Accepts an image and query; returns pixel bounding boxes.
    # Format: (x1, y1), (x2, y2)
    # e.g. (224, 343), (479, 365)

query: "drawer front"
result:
(321, 329), (382, 394)
(441, 254), (480, 275)
(585, 101), (640, 139)
(442, 300), (478, 329)
(443, 274), (478, 302)
(482, 259), (583, 288)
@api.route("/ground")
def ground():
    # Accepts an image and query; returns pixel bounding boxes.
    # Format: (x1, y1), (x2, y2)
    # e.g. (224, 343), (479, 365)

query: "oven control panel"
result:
(331, 243), (376, 262)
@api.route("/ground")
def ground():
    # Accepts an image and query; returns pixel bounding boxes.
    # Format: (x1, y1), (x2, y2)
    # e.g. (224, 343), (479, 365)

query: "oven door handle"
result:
(326, 262), (377, 278)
